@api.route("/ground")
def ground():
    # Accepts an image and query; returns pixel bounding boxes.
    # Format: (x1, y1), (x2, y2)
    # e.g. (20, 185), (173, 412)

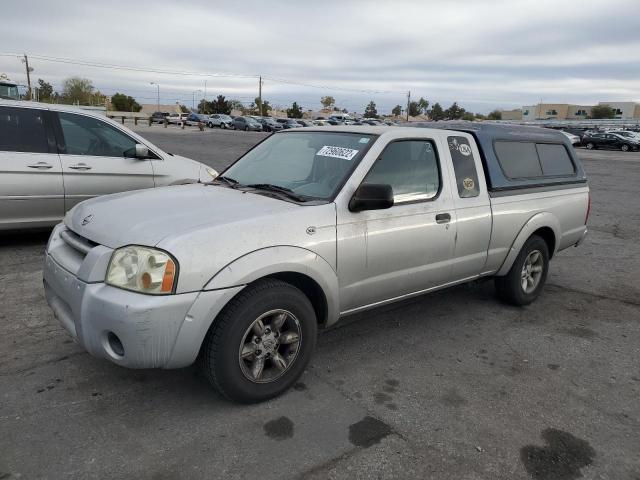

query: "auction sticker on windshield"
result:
(317, 146), (359, 160)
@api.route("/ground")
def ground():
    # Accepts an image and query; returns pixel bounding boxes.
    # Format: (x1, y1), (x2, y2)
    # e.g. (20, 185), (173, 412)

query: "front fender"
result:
(495, 212), (560, 276)
(204, 246), (340, 326)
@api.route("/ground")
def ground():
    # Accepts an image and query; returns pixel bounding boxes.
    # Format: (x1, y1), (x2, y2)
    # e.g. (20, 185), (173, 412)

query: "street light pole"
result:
(150, 82), (159, 112)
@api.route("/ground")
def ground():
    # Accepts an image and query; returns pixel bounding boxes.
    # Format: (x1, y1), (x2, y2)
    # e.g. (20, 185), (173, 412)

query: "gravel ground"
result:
(1, 125), (639, 479)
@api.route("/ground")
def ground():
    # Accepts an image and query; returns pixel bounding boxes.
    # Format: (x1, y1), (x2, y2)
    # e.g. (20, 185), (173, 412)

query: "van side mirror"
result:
(134, 144), (149, 159)
(349, 183), (394, 212)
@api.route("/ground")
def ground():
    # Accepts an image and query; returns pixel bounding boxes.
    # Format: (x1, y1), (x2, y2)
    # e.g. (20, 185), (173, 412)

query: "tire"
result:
(585, 142), (595, 150)
(244, 126), (249, 131)
(207, 122), (213, 128)
(495, 235), (550, 306)
(220, 123), (225, 129)
(621, 144), (630, 152)
(201, 279), (317, 403)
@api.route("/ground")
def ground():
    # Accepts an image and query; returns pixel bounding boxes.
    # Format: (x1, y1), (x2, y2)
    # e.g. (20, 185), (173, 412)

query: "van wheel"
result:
(621, 144), (630, 152)
(495, 235), (549, 306)
(201, 279), (317, 403)
(585, 142), (595, 150)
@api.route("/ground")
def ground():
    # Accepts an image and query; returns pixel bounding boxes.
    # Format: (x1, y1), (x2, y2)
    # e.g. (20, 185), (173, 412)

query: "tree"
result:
(253, 97), (271, 116)
(429, 102), (445, 121)
(461, 112), (475, 121)
(591, 104), (616, 119)
(62, 77), (96, 105)
(320, 96), (335, 109)
(487, 110), (502, 120)
(287, 102), (303, 118)
(474, 112), (486, 120)
(342, 108), (348, 114)
(229, 99), (244, 112)
(408, 101), (421, 117)
(36, 79), (54, 102)
(363, 101), (378, 118)
(179, 104), (190, 113)
(110, 93), (141, 112)
(392, 105), (402, 116)
(418, 97), (429, 114)
(210, 95), (231, 114)
(444, 102), (466, 120)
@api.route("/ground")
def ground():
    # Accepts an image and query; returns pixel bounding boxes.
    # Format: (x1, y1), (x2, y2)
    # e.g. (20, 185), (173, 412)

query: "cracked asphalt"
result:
(1, 125), (639, 479)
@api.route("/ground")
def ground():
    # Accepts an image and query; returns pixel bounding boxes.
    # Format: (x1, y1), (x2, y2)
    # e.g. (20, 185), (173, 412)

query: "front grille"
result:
(60, 229), (98, 256)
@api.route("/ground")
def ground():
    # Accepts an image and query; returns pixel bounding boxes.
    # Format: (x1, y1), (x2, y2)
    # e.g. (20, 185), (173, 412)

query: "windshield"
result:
(223, 132), (374, 200)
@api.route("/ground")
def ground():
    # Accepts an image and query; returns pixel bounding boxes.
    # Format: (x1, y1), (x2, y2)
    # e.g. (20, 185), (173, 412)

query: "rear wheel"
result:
(245, 126), (249, 131)
(585, 142), (595, 150)
(621, 144), (630, 152)
(201, 279), (317, 403)
(495, 235), (549, 306)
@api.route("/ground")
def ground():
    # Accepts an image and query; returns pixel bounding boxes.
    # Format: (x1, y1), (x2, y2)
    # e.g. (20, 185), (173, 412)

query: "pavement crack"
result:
(546, 283), (640, 307)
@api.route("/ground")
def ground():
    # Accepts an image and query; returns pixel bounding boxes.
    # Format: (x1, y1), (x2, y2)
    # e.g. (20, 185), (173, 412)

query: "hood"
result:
(65, 184), (298, 248)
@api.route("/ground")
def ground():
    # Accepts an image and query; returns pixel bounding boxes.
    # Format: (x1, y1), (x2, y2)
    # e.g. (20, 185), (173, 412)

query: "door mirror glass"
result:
(135, 144), (149, 158)
(349, 183), (394, 212)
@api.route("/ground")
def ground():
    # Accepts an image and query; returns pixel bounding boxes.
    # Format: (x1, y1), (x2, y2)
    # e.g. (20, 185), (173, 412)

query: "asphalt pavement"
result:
(1, 125), (639, 479)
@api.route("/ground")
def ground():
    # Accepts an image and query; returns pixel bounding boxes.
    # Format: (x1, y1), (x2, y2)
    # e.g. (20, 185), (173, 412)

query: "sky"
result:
(1, 0), (639, 114)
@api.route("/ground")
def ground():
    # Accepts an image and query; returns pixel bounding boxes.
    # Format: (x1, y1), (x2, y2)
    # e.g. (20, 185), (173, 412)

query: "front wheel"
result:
(621, 144), (630, 152)
(201, 279), (317, 403)
(495, 235), (549, 306)
(585, 142), (595, 150)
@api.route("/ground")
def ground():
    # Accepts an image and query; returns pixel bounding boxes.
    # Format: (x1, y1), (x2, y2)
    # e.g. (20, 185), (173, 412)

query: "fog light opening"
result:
(107, 332), (125, 357)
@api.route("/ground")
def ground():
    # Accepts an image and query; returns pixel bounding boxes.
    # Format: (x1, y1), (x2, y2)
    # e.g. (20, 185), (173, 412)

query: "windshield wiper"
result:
(245, 183), (309, 202)
(212, 175), (240, 187)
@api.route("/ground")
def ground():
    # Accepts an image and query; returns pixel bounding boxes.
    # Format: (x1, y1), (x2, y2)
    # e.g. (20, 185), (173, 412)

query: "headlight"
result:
(106, 246), (178, 295)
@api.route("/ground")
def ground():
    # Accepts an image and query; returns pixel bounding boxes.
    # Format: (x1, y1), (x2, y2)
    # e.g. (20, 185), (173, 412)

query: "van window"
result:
(0, 106), (49, 153)
(448, 136), (479, 198)
(494, 142), (542, 178)
(536, 144), (575, 176)
(58, 112), (137, 157)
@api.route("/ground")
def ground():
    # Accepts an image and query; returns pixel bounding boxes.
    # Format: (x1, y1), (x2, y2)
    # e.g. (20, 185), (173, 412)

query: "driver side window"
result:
(363, 139), (440, 204)
(58, 112), (137, 157)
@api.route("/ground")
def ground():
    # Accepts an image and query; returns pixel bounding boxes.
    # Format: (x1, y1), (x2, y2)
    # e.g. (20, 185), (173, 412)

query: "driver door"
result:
(55, 111), (155, 212)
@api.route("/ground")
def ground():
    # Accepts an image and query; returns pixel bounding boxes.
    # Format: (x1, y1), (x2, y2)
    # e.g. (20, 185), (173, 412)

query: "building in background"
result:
(521, 102), (639, 120)
(500, 109), (522, 120)
(598, 102), (639, 119)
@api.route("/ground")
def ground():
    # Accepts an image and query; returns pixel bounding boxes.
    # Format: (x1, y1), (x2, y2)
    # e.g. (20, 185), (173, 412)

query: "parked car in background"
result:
(582, 132), (639, 151)
(326, 119), (344, 125)
(150, 112), (169, 124)
(607, 130), (640, 141)
(207, 114), (233, 128)
(276, 118), (302, 129)
(257, 117), (283, 132)
(168, 113), (189, 124)
(42, 123), (588, 403)
(185, 113), (209, 126)
(296, 119), (314, 127)
(232, 116), (263, 131)
(312, 119), (330, 126)
(0, 100), (215, 230)
(560, 131), (582, 145)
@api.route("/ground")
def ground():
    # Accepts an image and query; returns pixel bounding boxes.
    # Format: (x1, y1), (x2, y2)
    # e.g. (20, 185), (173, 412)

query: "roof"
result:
(0, 99), (107, 119)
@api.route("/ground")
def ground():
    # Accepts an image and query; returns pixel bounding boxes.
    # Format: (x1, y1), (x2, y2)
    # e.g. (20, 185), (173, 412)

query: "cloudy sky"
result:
(1, 0), (639, 114)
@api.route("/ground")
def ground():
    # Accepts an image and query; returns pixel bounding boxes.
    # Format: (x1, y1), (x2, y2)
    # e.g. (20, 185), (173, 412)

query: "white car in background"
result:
(168, 113), (189, 124)
(0, 100), (217, 230)
(560, 130), (581, 145)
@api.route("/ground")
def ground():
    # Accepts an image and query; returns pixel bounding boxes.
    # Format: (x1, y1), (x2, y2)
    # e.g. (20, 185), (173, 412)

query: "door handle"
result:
(69, 163), (92, 171)
(27, 162), (53, 169)
(435, 213), (451, 224)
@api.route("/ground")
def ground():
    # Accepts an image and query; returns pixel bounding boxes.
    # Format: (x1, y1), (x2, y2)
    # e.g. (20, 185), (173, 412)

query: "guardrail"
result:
(106, 111), (151, 125)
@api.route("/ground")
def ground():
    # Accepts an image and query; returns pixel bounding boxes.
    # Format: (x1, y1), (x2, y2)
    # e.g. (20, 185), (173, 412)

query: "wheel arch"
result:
(204, 246), (339, 327)
(495, 213), (560, 277)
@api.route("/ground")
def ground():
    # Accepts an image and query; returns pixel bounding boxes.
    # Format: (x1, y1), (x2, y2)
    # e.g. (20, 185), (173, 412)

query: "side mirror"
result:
(349, 183), (394, 212)
(135, 144), (149, 159)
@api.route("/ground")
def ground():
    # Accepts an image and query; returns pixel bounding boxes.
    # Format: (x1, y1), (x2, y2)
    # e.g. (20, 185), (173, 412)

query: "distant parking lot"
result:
(1, 126), (639, 479)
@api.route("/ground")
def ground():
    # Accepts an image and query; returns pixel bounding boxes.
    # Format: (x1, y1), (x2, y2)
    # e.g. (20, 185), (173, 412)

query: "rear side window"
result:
(0, 107), (49, 153)
(536, 144), (575, 176)
(448, 136), (479, 198)
(494, 142), (542, 178)
(494, 141), (575, 178)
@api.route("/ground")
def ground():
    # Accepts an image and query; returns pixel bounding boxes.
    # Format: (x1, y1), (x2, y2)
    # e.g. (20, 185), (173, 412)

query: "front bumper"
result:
(43, 233), (244, 369)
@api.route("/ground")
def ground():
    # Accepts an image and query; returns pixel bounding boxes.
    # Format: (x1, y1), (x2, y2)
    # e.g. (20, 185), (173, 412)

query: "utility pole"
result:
(204, 80), (207, 112)
(406, 91), (411, 122)
(22, 54), (33, 101)
(150, 82), (159, 113)
(258, 76), (263, 116)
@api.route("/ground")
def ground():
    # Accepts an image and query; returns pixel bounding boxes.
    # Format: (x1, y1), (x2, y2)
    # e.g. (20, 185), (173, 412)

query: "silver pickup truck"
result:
(43, 124), (589, 403)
